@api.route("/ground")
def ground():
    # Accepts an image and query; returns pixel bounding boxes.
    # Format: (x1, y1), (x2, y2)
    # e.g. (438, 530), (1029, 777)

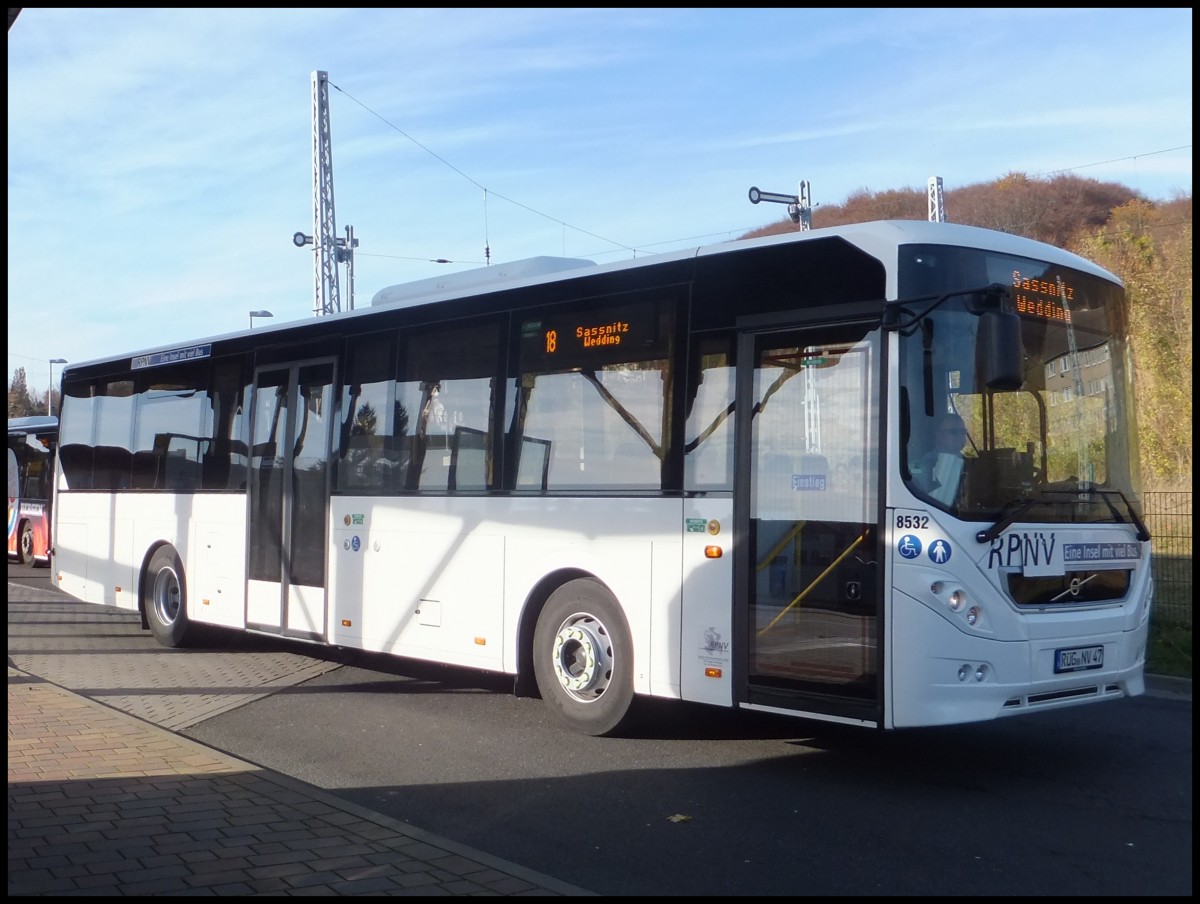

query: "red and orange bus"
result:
(8, 415), (58, 567)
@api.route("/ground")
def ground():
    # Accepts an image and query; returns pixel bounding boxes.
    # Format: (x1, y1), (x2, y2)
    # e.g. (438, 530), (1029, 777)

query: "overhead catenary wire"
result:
(327, 77), (1188, 266)
(328, 78), (640, 259)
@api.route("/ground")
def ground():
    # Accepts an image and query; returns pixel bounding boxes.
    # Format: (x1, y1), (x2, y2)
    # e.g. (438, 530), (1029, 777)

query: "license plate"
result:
(1054, 645), (1104, 673)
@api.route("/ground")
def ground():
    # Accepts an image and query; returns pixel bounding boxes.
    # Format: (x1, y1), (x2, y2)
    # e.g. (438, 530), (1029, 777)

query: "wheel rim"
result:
(20, 525), (33, 559)
(550, 612), (614, 702)
(151, 565), (182, 626)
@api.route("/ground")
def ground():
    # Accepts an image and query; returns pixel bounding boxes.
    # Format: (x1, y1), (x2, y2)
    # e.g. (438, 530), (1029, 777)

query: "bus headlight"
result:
(933, 582), (982, 627)
(947, 588), (967, 612)
(931, 581), (967, 610)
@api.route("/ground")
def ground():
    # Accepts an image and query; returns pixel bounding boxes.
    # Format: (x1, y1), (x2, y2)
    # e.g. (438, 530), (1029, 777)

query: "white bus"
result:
(53, 220), (1152, 735)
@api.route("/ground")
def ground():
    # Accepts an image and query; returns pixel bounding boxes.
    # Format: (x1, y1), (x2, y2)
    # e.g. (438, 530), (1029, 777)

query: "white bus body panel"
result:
(54, 493), (248, 628)
(327, 495), (733, 703)
(678, 497), (736, 706)
(56, 492), (738, 708)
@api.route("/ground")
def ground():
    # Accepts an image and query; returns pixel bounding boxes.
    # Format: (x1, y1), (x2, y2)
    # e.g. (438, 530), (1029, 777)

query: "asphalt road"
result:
(9, 561), (1193, 896)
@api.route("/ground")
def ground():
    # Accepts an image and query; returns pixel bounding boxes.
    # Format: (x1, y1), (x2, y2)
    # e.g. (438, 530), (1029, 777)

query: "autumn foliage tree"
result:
(1073, 198), (1192, 489)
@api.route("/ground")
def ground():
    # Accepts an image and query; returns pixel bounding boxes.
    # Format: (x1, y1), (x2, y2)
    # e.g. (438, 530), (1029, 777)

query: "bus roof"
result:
(369, 219), (1121, 308)
(8, 415), (58, 434)
(693, 218), (1119, 282)
(60, 219), (1121, 374)
(371, 256), (598, 308)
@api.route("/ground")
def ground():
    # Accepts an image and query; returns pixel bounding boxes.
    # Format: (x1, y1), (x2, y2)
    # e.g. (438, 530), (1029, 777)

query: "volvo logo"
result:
(1052, 573), (1099, 602)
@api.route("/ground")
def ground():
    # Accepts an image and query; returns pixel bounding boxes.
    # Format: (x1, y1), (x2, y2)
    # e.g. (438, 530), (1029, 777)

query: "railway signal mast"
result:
(748, 180), (812, 230)
(293, 70), (359, 316)
(928, 176), (946, 222)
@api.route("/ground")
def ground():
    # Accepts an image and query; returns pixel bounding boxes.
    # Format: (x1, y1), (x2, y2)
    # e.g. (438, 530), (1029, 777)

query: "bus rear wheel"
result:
(532, 578), (636, 737)
(143, 545), (192, 647)
(17, 521), (34, 565)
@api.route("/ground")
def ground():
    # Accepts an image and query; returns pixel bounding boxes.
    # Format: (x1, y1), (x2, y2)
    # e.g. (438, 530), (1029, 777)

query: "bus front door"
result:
(246, 360), (335, 640)
(737, 325), (882, 725)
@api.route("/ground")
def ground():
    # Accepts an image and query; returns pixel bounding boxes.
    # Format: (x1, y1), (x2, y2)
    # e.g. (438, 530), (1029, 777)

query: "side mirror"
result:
(979, 310), (1023, 390)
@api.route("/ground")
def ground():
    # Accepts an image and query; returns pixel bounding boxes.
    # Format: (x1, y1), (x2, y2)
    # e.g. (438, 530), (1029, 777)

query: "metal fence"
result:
(1143, 491), (1192, 627)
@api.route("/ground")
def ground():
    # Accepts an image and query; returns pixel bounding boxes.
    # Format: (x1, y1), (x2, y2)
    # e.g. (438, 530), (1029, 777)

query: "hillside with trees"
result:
(8, 173), (1192, 490)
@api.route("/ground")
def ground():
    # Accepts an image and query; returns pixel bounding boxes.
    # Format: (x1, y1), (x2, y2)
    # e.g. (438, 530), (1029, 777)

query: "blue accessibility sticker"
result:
(927, 538), (952, 564)
(351, 535), (361, 552)
(898, 534), (922, 559)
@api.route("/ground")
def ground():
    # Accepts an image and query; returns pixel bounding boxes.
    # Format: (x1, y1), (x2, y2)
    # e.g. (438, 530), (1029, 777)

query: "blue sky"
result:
(7, 8), (1192, 396)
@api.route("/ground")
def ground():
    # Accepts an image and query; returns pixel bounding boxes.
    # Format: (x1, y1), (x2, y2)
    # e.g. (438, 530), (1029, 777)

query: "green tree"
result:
(353, 402), (378, 436)
(8, 367), (38, 418)
(1073, 201), (1193, 489)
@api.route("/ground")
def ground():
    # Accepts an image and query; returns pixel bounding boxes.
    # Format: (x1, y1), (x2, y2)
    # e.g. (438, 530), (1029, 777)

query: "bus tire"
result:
(532, 577), (636, 737)
(143, 545), (191, 648)
(17, 521), (34, 565)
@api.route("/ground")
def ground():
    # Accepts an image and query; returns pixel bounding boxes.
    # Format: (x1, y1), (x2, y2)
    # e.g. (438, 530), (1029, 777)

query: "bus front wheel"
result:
(143, 545), (191, 647)
(17, 521), (34, 565)
(532, 578), (636, 737)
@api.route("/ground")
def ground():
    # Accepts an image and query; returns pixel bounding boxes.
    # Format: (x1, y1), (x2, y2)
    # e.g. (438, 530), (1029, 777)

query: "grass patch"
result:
(1147, 620), (1192, 679)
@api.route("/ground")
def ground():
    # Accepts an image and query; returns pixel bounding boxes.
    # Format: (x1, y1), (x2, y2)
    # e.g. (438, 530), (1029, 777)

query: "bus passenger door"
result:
(737, 325), (882, 725)
(246, 360), (335, 640)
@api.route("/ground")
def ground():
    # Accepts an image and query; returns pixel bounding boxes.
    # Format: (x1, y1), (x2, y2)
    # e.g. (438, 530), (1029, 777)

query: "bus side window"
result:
(684, 337), (735, 492)
(515, 436), (551, 491)
(336, 333), (403, 495)
(93, 446), (132, 489)
(58, 443), (93, 490)
(611, 441), (659, 488)
(341, 431), (409, 494)
(449, 426), (488, 491)
(21, 454), (45, 498)
(203, 437), (233, 489)
(399, 322), (500, 494)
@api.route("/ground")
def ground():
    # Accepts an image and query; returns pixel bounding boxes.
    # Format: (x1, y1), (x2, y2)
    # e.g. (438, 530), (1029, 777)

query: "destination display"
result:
(520, 299), (669, 368)
(1011, 270), (1074, 322)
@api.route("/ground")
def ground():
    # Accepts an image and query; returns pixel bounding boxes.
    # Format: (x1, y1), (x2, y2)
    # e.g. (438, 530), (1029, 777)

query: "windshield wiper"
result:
(975, 487), (1151, 544)
(975, 497), (1041, 544)
(1097, 488), (1151, 542)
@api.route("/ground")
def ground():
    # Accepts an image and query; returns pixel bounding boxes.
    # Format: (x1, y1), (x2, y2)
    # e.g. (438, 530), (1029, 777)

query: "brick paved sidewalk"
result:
(8, 667), (593, 896)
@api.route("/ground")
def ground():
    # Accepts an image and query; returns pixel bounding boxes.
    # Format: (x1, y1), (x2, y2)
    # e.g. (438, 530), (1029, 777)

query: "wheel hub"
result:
(152, 568), (181, 626)
(551, 617), (613, 698)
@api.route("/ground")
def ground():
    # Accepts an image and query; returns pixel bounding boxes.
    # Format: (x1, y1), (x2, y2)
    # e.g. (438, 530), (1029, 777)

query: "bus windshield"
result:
(896, 244), (1142, 527)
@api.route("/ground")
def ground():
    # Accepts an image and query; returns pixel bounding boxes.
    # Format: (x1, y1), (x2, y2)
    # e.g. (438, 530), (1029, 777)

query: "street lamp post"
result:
(48, 358), (67, 415)
(249, 310), (274, 329)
